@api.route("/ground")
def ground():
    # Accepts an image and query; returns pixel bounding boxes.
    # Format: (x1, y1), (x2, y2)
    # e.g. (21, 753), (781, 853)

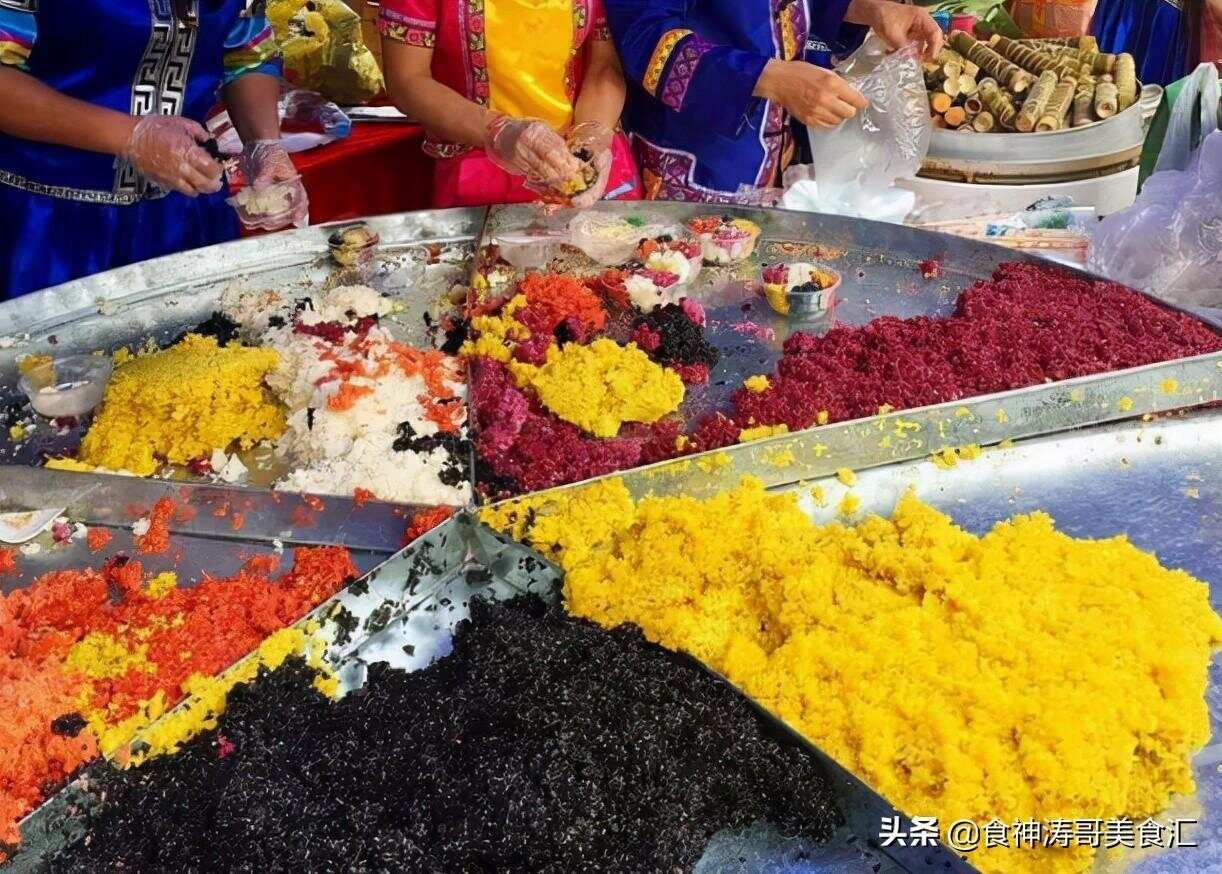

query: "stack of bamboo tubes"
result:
(924, 31), (1137, 134)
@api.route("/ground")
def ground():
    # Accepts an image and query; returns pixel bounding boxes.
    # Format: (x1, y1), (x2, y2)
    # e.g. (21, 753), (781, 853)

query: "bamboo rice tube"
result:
(1016, 70), (1058, 132)
(1093, 53), (1117, 75)
(950, 31), (1032, 93)
(1078, 48), (1099, 71)
(1115, 53), (1137, 110)
(1094, 81), (1119, 118)
(959, 75), (978, 96)
(964, 95), (984, 115)
(1032, 36), (1096, 51)
(1072, 82), (1096, 127)
(935, 48), (978, 79)
(1037, 77), (1076, 131)
(929, 92), (953, 114)
(992, 36), (1061, 77)
(978, 79), (1018, 130)
(971, 110), (995, 132)
(944, 106), (967, 127)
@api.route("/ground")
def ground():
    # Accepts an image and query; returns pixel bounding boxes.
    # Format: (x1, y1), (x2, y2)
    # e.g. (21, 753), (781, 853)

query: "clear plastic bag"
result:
(1088, 65), (1222, 316)
(1154, 64), (1220, 175)
(805, 36), (930, 219)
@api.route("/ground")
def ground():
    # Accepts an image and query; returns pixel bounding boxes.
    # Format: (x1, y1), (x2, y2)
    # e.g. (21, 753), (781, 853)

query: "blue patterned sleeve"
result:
(603, 0), (770, 138)
(0, 0), (37, 71)
(222, 12), (282, 86)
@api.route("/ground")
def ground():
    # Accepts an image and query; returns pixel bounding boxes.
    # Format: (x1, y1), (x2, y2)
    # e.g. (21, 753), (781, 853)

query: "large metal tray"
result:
(12, 410), (1215, 873)
(468, 202), (1220, 500)
(5, 503), (917, 874)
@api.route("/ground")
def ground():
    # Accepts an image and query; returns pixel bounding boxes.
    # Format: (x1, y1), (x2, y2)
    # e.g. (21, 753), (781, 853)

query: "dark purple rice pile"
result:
(51, 598), (840, 872)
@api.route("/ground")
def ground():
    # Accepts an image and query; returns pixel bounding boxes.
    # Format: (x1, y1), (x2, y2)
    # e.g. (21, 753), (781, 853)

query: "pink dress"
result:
(379, 0), (642, 207)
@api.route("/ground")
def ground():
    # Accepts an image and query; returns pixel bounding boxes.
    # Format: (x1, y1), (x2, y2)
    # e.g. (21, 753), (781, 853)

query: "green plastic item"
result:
(1139, 72), (1222, 190)
(1139, 78), (1185, 190)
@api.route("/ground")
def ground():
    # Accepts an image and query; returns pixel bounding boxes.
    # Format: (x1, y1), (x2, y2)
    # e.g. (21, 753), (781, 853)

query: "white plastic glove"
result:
(485, 115), (583, 191)
(123, 115), (222, 196)
(237, 139), (309, 229)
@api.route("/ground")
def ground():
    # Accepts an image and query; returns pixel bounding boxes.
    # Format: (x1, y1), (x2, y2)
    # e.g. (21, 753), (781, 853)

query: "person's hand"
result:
(755, 59), (869, 129)
(123, 115), (223, 196)
(847, 0), (944, 60)
(240, 139), (309, 229)
(485, 115), (583, 189)
(568, 121), (614, 208)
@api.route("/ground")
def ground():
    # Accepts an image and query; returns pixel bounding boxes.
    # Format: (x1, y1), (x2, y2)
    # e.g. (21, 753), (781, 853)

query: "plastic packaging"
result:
(800, 36), (930, 222)
(18, 354), (112, 419)
(568, 211), (672, 265)
(1154, 64), (1220, 175)
(267, 0), (383, 105)
(280, 87), (352, 141)
(209, 87), (351, 156)
(1088, 67), (1222, 317)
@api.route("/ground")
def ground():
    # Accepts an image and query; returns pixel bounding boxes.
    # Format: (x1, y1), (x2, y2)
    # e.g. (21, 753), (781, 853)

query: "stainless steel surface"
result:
(6, 514), (910, 874)
(472, 203), (1220, 500)
(0, 208), (483, 387)
(0, 467), (422, 582)
(772, 411), (1221, 874)
(0, 204), (1217, 873)
(921, 84), (1162, 184)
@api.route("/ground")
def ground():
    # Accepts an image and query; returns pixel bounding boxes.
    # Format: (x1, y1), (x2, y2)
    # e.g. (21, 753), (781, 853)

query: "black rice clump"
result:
(177, 311), (241, 347)
(51, 598), (840, 873)
(635, 303), (720, 368)
(393, 420), (471, 488)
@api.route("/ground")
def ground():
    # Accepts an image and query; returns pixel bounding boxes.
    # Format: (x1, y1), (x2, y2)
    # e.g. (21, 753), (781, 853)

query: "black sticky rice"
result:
(52, 598), (840, 871)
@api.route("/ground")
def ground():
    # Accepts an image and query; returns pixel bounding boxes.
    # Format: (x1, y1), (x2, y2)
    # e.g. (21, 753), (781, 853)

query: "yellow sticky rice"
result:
(509, 338), (684, 438)
(78, 334), (284, 476)
(480, 477), (1222, 874)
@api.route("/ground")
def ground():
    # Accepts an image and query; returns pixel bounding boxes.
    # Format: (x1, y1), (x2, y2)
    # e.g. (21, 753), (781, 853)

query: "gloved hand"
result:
(568, 121), (615, 208)
(123, 115), (223, 196)
(486, 115), (583, 191)
(239, 139), (309, 229)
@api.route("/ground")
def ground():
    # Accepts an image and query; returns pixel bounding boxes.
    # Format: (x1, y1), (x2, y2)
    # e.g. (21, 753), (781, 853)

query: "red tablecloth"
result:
(292, 122), (433, 224)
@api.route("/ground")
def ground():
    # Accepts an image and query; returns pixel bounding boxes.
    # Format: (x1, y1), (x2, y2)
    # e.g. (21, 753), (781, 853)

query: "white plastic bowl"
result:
(18, 353), (113, 418)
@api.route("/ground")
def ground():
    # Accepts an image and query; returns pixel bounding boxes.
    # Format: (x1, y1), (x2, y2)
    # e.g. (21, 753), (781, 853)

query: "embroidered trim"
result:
(593, 20), (610, 41)
(0, 168), (167, 204)
(114, 0), (198, 199)
(659, 34), (712, 112)
(465, 0), (489, 104)
(377, 8), (436, 47)
(643, 28), (691, 96)
(565, 1), (589, 104)
(631, 134), (740, 204)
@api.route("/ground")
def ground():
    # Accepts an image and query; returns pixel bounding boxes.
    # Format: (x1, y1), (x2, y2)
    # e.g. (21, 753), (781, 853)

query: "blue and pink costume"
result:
(0, 0), (280, 298)
(603, 0), (864, 202)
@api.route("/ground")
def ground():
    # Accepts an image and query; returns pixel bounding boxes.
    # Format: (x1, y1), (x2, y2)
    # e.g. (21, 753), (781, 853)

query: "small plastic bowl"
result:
(229, 181), (298, 231)
(18, 354), (112, 419)
(761, 264), (841, 318)
(329, 225), (380, 269)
